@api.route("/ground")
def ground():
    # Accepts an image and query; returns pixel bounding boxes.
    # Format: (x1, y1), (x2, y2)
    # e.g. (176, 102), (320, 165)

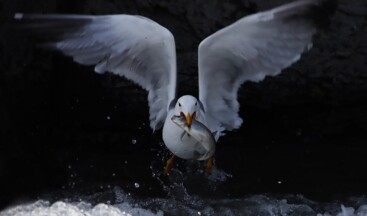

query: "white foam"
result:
(0, 200), (163, 216)
(1, 188), (367, 216)
(14, 13), (24, 20)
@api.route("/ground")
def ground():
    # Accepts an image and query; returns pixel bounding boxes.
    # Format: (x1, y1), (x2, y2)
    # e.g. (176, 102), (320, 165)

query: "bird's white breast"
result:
(162, 110), (207, 160)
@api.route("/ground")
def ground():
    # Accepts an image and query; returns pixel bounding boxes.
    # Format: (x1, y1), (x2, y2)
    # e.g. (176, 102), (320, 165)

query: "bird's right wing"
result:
(198, 0), (336, 135)
(15, 13), (177, 131)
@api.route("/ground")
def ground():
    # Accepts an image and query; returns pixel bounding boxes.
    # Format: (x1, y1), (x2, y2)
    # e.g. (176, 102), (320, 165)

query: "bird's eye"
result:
(178, 103), (181, 107)
(195, 102), (197, 106)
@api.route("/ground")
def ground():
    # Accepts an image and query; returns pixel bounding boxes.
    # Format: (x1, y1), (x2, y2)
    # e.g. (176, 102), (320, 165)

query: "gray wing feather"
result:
(15, 13), (177, 130)
(198, 0), (336, 134)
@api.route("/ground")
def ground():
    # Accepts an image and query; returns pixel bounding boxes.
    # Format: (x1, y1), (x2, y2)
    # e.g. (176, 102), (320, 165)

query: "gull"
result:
(15, 0), (335, 175)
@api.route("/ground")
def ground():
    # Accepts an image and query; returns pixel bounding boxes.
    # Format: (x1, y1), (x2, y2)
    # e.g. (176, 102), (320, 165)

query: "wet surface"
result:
(1, 0), (367, 212)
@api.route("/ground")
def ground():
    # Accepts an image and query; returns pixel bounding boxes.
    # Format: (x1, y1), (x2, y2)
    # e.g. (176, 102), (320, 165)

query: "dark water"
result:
(2, 188), (367, 215)
(2, 165), (367, 215)
(1, 0), (367, 214)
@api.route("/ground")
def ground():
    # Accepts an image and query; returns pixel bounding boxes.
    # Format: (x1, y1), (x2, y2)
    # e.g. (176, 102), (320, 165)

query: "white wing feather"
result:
(198, 0), (333, 135)
(15, 14), (177, 131)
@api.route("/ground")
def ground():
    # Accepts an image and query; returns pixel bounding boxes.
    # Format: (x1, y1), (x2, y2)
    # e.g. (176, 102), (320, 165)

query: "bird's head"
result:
(174, 95), (203, 128)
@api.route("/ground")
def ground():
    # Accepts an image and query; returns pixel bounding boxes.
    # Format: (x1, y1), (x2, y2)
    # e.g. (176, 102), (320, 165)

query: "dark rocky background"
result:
(0, 0), (366, 210)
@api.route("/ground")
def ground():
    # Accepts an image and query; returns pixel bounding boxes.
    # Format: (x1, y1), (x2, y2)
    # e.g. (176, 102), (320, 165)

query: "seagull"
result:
(15, 0), (335, 175)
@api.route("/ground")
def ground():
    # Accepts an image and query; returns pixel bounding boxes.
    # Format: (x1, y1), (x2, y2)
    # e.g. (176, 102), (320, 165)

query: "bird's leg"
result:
(205, 157), (213, 175)
(163, 155), (175, 176)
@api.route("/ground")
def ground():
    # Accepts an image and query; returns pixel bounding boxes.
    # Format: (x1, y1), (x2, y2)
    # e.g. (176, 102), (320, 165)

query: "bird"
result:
(14, 0), (336, 175)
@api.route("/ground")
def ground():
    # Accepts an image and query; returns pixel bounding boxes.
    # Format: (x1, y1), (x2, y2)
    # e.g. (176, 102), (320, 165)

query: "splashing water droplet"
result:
(134, 183), (140, 188)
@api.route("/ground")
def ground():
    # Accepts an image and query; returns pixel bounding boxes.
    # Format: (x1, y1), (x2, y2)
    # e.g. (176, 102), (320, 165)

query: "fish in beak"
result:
(180, 112), (196, 128)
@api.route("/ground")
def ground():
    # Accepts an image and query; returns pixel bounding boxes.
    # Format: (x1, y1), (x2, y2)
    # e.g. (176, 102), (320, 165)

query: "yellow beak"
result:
(185, 112), (196, 127)
(185, 113), (192, 127)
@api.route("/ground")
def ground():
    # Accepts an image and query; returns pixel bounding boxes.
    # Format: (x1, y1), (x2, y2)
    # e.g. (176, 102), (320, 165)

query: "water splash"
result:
(2, 153), (366, 215)
(0, 200), (162, 216)
(2, 189), (367, 216)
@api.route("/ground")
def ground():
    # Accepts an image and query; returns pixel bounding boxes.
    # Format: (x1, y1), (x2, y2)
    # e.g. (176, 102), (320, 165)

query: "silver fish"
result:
(171, 115), (216, 160)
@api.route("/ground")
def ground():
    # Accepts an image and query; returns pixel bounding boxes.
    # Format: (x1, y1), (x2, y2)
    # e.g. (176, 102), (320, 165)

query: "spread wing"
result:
(198, 0), (335, 135)
(15, 13), (177, 131)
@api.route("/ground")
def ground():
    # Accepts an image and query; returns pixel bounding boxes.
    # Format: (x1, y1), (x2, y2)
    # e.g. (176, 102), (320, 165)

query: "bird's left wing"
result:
(198, 0), (336, 135)
(15, 13), (177, 130)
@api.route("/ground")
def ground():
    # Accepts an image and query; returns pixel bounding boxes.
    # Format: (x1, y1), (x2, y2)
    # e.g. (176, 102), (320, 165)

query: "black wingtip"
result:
(277, 0), (338, 30)
(310, 0), (338, 29)
(12, 13), (93, 43)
